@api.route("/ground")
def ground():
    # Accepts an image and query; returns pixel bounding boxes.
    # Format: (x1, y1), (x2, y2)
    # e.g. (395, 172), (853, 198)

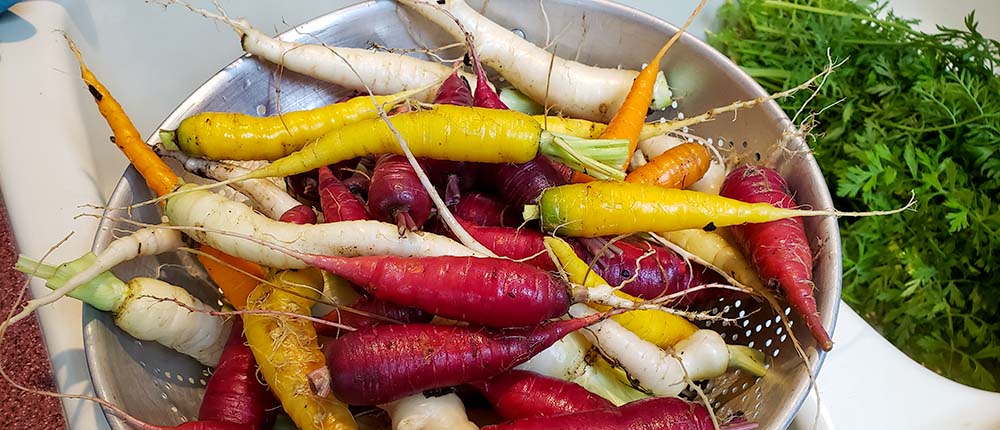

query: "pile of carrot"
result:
(6, 2), (872, 430)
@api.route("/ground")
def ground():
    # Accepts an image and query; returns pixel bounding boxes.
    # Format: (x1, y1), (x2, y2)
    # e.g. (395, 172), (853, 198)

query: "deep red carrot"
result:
(481, 397), (718, 430)
(199, 320), (278, 428)
(277, 204), (317, 224)
(314, 296), (432, 336)
(453, 217), (555, 271)
(587, 240), (712, 304)
(435, 70), (475, 106)
(300, 254), (571, 328)
(452, 192), (518, 227)
(470, 370), (613, 420)
(368, 154), (433, 232)
(341, 168), (371, 200)
(467, 36), (508, 109)
(325, 314), (601, 405)
(317, 165), (369, 222)
(720, 165), (833, 351)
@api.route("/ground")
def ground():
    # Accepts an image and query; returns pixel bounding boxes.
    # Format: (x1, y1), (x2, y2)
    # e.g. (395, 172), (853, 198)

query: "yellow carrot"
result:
(625, 142), (712, 189)
(243, 269), (357, 430)
(237, 105), (629, 181)
(161, 89), (421, 161)
(528, 181), (849, 237)
(544, 237), (697, 347)
(658, 229), (765, 293)
(65, 34), (177, 197)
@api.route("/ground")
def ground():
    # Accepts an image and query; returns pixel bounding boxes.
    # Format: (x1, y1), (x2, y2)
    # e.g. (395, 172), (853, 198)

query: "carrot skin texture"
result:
(625, 142), (712, 189)
(435, 71), (475, 106)
(453, 192), (518, 227)
(251, 105), (541, 180)
(536, 181), (813, 237)
(198, 320), (278, 428)
(325, 315), (600, 405)
(720, 165), (833, 350)
(481, 397), (715, 430)
(491, 156), (569, 207)
(455, 218), (556, 271)
(368, 154), (434, 231)
(299, 255), (571, 327)
(318, 166), (369, 222)
(314, 297), (432, 336)
(277, 204), (317, 224)
(65, 37), (177, 197)
(471, 370), (613, 420)
(588, 241), (709, 303)
(197, 246), (266, 310)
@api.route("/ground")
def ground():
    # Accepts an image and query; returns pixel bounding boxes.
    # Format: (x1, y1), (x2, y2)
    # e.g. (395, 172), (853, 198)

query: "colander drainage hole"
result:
(164, 371), (172, 379)
(730, 333), (739, 342)
(160, 393), (168, 400)
(744, 329), (752, 337)
(200, 378), (207, 386)
(754, 324), (762, 333)
(754, 152), (762, 161)
(176, 374), (184, 382)
(747, 341), (755, 348)
(780, 334), (787, 342)
(734, 299), (742, 308)
(170, 406), (179, 414)
(510, 28), (527, 39)
(765, 339), (772, 347)
(771, 349), (781, 357)
(741, 320), (749, 327)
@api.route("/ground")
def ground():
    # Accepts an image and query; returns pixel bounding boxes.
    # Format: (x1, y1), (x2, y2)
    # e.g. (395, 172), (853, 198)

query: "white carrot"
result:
(162, 1), (483, 100)
(515, 331), (648, 406)
(156, 146), (304, 221)
(568, 304), (732, 397)
(165, 184), (484, 268)
(381, 393), (479, 430)
(5, 225), (182, 327)
(398, 0), (671, 122)
(15, 257), (228, 366)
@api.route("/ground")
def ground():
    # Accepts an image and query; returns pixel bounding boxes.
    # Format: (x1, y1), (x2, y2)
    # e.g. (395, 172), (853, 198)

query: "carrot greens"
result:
(710, 0), (1000, 390)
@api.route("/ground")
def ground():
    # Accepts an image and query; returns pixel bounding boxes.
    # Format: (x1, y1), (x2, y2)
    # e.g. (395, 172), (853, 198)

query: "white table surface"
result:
(1, 1), (998, 429)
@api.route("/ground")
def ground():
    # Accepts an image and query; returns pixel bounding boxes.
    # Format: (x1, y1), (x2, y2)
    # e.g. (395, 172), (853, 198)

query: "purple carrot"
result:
(300, 254), (572, 328)
(586, 240), (713, 304)
(314, 296), (432, 336)
(367, 154), (434, 233)
(453, 192), (519, 227)
(470, 370), (613, 420)
(491, 156), (569, 207)
(317, 166), (369, 222)
(324, 314), (602, 405)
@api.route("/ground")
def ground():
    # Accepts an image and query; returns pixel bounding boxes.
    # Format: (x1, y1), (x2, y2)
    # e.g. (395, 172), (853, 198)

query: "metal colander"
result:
(87, 1), (840, 429)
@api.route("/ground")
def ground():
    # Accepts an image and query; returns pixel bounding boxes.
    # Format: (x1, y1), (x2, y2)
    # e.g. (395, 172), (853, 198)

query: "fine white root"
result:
(157, 0), (483, 99)
(7, 225), (182, 326)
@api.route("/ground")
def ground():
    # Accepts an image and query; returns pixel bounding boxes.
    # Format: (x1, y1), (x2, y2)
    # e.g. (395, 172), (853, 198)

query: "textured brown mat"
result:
(0, 193), (68, 429)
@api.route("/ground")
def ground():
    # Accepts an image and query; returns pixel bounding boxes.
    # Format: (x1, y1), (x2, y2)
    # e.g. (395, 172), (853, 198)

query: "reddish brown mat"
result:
(0, 194), (68, 429)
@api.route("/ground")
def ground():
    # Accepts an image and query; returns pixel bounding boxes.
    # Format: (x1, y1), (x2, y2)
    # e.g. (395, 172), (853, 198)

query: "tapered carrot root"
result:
(324, 313), (601, 405)
(626, 142), (713, 189)
(471, 370), (614, 420)
(720, 165), (833, 350)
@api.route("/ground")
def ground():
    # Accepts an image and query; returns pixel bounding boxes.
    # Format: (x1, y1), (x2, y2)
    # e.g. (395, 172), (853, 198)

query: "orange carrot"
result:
(569, 0), (708, 185)
(64, 34), (178, 197)
(67, 35), (267, 312)
(197, 246), (267, 310)
(624, 142), (712, 189)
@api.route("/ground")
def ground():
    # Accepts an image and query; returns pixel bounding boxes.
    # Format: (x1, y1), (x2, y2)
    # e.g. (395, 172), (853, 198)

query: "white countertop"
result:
(1, 1), (998, 429)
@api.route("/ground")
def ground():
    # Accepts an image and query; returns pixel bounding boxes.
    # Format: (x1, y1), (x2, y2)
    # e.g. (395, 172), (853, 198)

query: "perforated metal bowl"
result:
(87, 1), (841, 429)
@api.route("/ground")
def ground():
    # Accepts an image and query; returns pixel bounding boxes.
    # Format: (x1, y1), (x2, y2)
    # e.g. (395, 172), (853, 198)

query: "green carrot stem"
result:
(15, 255), (127, 312)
